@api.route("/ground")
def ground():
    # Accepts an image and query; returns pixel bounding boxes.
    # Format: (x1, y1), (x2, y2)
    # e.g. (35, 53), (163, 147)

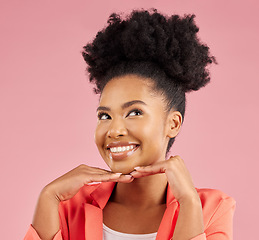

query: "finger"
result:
(115, 174), (134, 183)
(105, 173), (135, 183)
(88, 173), (133, 184)
(87, 167), (113, 175)
(134, 162), (167, 174)
(130, 171), (152, 178)
(86, 172), (120, 183)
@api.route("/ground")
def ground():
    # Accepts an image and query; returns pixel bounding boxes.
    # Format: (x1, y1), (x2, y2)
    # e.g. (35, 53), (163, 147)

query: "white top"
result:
(103, 223), (157, 240)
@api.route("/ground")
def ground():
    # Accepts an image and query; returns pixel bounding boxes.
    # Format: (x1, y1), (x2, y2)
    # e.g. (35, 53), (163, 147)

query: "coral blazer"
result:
(24, 182), (236, 240)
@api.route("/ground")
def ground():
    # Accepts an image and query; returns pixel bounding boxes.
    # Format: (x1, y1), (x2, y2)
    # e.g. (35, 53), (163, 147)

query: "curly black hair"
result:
(82, 8), (217, 154)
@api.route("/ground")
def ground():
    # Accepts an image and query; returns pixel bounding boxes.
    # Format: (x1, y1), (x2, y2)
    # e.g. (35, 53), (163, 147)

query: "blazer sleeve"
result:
(189, 195), (236, 240)
(204, 196), (236, 239)
(23, 196), (69, 240)
(23, 225), (63, 240)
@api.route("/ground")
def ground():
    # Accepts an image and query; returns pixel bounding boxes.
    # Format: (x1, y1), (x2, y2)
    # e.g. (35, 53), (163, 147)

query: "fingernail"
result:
(113, 172), (123, 176)
(134, 167), (141, 170)
(124, 174), (133, 178)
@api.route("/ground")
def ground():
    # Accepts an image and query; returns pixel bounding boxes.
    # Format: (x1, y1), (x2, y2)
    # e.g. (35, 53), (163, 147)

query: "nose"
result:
(107, 118), (128, 139)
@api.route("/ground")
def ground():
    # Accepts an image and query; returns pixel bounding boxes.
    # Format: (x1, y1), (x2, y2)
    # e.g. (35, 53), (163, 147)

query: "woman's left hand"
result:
(130, 155), (199, 204)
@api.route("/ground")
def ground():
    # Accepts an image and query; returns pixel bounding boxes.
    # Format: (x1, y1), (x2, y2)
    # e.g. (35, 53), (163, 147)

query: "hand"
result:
(130, 155), (199, 204)
(32, 165), (133, 240)
(44, 164), (134, 202)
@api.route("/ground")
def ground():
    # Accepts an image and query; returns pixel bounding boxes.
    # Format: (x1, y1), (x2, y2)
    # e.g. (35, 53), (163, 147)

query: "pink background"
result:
(0, 0), (258, 239)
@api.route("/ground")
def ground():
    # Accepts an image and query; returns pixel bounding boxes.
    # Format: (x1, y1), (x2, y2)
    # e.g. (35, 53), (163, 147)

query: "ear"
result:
(166, 110), (182, 138)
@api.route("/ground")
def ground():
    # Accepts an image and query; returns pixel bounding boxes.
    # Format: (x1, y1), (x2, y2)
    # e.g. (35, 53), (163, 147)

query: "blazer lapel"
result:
(84, 203), (103, 240)
(84, 182), (116, 240)
(156, 184), (179, 240)
(84, 182), (179, 240)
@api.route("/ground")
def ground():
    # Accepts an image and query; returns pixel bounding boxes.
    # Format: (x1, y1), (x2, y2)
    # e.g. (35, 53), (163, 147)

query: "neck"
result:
(112, 173), (168, 208)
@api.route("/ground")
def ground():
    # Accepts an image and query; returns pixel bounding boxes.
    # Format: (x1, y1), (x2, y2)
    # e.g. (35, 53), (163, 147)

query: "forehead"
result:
(99, 74), (162, 106)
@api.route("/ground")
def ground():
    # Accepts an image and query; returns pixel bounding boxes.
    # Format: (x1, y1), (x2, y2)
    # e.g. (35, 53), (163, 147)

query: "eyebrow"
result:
(96, 100), (147, 112)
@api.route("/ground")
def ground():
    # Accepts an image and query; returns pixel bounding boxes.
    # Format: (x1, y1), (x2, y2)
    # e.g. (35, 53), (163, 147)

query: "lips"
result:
(106, 142), (140, 161)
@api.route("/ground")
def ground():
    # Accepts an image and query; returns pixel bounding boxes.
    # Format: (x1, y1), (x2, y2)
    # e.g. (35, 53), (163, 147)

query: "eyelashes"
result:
(97, 108), (143, 120)
(97, 112), (110, 120)
(127, 108), (143, 117)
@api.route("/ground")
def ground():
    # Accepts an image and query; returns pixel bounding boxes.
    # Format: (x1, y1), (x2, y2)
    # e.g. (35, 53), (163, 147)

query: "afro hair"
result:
(81, 8), (217, 154)
(82, 8), (217, 94)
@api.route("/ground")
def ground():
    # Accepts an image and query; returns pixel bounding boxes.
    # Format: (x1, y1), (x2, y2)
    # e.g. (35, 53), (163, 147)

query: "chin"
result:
(109, 163), (135, 175)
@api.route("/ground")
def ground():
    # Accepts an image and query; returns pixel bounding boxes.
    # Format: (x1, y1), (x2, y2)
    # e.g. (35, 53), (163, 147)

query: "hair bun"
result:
(82, 8), (217, 93)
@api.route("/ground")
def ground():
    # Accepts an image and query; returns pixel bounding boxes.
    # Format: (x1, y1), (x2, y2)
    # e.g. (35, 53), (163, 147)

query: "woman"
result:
(24, 9), (235, 240)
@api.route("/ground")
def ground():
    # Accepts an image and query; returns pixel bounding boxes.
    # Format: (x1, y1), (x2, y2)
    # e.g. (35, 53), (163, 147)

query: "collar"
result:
(89, 182), (116, 209)
(89, 181), (177, 209)
(85, 181), (179, 240)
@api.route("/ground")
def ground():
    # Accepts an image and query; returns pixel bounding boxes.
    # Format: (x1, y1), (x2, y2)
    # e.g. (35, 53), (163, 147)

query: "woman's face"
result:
(95, 74), (180, 174)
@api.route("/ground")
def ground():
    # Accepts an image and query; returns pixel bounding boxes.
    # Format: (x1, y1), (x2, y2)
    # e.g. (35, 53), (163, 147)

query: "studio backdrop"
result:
(0, 0), (258, 239)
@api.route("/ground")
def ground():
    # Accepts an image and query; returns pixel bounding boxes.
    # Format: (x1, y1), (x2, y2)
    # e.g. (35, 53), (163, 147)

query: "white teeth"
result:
(110, 145), (135, 153)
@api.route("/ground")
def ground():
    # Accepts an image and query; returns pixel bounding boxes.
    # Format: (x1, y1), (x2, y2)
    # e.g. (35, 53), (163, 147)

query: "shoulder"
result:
(196, 188), (236, 207)
(196, 188), (236, 226)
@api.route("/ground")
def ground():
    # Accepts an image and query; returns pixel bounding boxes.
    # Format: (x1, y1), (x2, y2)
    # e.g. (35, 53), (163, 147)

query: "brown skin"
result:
(32, 74), (204, 240)
(95, 74), (171, 174)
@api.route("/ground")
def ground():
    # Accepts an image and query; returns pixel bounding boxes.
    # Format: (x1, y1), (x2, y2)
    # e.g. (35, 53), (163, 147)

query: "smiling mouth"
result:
(107, 144), (139, 161)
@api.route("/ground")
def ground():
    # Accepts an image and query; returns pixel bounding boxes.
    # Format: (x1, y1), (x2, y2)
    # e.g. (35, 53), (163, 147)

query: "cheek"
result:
(128, 118), (164, 147)
(133, 117), (163, 137)
(126, 120), (149, 143)
(127, 119), (146, 131)
(141, 119), (166, 153)
(94, 124), (106, 148)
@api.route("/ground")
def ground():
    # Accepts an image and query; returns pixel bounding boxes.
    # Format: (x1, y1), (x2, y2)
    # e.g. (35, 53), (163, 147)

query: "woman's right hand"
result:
(45, 164), (133, 202)
(31, 165), (133, 240)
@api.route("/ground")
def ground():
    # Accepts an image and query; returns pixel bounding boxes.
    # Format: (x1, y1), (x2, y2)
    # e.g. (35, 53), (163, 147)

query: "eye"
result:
(97, 112), (111, 120)
(127, 109), (143, 117)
